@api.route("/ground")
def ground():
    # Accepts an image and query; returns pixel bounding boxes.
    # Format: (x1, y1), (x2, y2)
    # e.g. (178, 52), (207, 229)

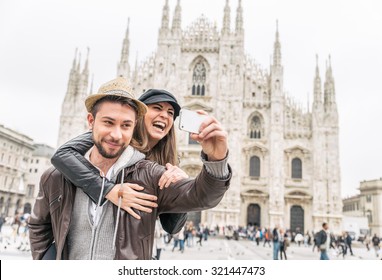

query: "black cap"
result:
(139, 89), (181, 119)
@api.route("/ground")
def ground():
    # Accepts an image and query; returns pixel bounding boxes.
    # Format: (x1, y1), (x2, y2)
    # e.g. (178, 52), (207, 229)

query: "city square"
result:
(0, 223), (380, 261)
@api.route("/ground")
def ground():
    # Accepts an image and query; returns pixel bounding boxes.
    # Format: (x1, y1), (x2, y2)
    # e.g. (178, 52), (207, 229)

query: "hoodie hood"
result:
(111, 146), (146, 179)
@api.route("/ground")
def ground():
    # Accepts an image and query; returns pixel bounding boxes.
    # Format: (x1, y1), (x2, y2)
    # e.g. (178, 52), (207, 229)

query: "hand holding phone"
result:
(180, 109), (228, 161)
(179, 109), (208, 134)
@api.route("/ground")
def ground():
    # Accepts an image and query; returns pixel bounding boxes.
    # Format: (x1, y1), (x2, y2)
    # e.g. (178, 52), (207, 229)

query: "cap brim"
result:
(142, 95), (181, 118)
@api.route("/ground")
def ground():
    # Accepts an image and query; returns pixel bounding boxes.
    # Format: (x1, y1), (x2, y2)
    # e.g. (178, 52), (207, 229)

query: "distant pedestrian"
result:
(196, 226), (203, 247)
(153, 218), (165, 260)
(272, 225), (280, 260)
(316, 222), (330, 260)
(344, 232), (354, 256)
(255, 229), (261, 246)
(364, 234), (371, 251)
(307, 231), (312, 246)
(0, 215), (5, 233)
(203, 226), (209, 241)
(279, 229), (288, 260)
(295, 232), (303, 246)
(312, 230), (317, 252)
(263, 228), (271, 247)
(371, 234), (380, 258)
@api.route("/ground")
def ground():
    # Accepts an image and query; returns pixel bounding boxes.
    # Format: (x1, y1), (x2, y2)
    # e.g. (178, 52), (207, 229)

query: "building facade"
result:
(343, 179), (382, 236)
(24, 143), (55, 214)
(57, 0), (342, 233)
(0, 125), (34, 217)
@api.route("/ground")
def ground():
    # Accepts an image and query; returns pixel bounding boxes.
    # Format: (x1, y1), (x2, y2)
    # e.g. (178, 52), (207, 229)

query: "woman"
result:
(279, 228), (288, 260)
(51, 88), (188, 234)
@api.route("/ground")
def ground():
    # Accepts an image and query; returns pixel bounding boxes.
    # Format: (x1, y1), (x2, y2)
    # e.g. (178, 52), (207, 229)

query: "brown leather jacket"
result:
(28, 159), (231, 260)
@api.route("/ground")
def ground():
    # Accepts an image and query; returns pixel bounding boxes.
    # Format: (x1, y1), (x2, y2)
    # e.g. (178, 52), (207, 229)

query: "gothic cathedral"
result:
(57, 0), (342, 233)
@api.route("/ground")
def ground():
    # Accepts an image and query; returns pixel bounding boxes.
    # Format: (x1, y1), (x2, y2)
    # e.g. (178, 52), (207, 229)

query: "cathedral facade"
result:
(57, 0), (342, 233)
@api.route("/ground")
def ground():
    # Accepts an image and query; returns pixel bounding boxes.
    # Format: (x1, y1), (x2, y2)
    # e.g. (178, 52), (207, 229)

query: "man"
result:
(371, 234), (380, 258)
(272, 225), (280, 260)
(28, 77), (231, 260)
(316, 222), (330, 260)
(344, 232), (354, 256)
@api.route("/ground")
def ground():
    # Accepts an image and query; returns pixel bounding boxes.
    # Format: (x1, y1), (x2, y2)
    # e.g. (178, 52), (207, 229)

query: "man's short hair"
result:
(322, 222), (327, 228)
(91, 95), (139, 117)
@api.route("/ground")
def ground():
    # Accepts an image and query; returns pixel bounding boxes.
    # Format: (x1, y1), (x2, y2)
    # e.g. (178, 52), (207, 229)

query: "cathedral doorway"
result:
(247, 204), (261, 227)
(290, 205), (304, 233)
(188, 211), (201, 226)
(23, 203), (32, 214)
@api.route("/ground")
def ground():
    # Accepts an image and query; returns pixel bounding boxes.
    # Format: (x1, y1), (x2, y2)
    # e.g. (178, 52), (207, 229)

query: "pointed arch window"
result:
(291, 158), (302, 179)
(192, 62), (206, 96)
(249, 156), (260, 177)
(249, 116), (262, 139)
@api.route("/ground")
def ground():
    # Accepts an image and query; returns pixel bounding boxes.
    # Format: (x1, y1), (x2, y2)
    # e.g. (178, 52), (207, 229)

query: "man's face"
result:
(87, 101), (137, 159)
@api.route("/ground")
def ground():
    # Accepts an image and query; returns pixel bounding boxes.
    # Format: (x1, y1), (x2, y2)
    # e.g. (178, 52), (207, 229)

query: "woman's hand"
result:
(190, 110), (228, 161)
(158, 163), (189, 189)
(106, 183), (158, 219)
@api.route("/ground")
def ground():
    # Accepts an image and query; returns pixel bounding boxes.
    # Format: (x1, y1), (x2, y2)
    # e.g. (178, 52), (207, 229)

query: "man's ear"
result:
(87, 113), (95, 130)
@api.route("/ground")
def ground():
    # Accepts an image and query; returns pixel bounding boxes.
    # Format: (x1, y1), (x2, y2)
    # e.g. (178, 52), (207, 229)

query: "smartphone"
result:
(179, 109), (208, 134)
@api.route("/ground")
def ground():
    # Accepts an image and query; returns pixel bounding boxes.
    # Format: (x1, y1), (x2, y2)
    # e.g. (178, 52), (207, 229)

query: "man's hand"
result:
(158, 163), (189, 189)
(190, 110), (228, 161)
(106, 183), (158, 219)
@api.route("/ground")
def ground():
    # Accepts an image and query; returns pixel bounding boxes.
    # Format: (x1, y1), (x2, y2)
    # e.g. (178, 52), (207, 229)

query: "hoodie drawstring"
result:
(94, 176), (106, 227)
(89, 176), (106, 259)
(112, 168), (124, 249)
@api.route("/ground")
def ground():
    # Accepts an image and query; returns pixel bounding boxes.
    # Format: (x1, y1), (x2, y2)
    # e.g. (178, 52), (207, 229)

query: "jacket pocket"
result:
(141, 235), (152, 260)
(49, 192), (62, 214)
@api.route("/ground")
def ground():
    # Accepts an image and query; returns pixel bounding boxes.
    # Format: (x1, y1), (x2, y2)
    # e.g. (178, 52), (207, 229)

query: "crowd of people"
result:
(0, 212), (31, 253)
(162, 222), (382, 260)
(1, 211), (381, 260)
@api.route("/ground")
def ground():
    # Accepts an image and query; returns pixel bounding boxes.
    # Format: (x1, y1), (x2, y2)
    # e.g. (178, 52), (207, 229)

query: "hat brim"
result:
(85, 93), (147, 117)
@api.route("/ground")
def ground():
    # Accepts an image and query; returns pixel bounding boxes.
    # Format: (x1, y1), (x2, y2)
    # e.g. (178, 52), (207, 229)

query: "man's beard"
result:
(93, 137), (126, 159)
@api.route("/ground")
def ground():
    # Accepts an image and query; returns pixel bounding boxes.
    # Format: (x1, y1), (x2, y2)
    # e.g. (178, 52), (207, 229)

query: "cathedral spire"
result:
(235, 0), (243, 34)
(89, 73), (94, 94)
(273, 20), (282, 67)
(58, 48), (89, 147)
(222, 0), (231, 35)
(171, 0), (182, 35)
(313, 54), (322, 105)
(324, 55), (336, 108)
(117, 18), (131, 79)
(161, 0), (170, 30)
(76, 52), (81, 72)
(132, 51), (139, 84)
(72, 48), (78, 70)
(82, 47), (89, 75)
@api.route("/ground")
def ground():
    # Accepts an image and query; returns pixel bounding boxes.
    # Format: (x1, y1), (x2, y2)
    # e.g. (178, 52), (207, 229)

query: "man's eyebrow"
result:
(101, 116), (115, 121)
(122, 120), (134, 124)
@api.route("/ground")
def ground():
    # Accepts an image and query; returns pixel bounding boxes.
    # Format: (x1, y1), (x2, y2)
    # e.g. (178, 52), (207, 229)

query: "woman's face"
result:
(144, 102), (175, 146)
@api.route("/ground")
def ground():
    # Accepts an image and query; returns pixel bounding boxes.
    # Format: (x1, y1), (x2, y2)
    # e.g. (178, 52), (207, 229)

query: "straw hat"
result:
(85, 77), (147, 117)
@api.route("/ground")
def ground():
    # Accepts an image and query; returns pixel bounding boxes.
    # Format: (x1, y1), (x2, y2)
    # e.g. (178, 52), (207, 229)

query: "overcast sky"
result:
(0, 0), (381, 197)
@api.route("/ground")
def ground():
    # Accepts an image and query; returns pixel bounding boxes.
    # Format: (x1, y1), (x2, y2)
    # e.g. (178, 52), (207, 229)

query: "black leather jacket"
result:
(51, 132), (187, 234)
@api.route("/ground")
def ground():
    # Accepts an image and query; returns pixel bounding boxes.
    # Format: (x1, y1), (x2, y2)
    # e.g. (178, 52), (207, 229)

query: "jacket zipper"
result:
(49, 195), (62, 207)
